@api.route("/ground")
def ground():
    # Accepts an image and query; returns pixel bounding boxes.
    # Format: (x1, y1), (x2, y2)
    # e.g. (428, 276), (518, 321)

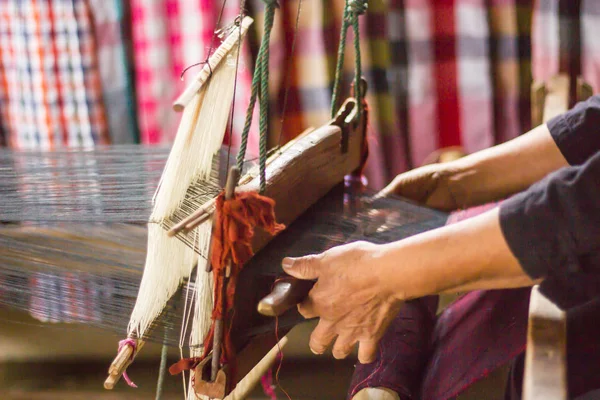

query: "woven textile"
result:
(129, 0), (256, 149)
(0, 0), (110, 149)
(246, 0), (534, 189)
(89, 0), (139, 144)
(533, 0), (600, 92)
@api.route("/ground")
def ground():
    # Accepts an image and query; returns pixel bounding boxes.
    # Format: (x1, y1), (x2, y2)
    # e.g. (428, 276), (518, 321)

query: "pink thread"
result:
(118, 338), (138, 388)
(261, 368), (277, 400)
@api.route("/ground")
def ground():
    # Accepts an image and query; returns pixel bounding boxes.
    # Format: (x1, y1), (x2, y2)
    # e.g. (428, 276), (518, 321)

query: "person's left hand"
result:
(282, 241), (403, 364)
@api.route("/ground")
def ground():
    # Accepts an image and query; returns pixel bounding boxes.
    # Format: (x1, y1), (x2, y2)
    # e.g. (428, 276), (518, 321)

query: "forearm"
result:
(374, 207), (538, 300)
(444, 124), (568, 207)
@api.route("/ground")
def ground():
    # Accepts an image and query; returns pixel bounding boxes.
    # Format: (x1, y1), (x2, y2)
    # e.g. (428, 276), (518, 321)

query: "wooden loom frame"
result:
(105, 70), (368, 397)
(191, 94), (368, 399)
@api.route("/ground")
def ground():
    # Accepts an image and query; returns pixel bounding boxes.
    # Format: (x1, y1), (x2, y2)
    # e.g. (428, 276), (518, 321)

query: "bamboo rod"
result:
(104, 339), (145, 390)
(211, 166), (240, 382)
(224, 336), (288, 400)
(173, 17), (254, 112)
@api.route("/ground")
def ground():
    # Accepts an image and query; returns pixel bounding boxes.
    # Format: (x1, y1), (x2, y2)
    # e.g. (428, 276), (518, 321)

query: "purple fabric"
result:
(347, 202), (600, 399)
(421, 288), (530, 399)
(348, 296), (439, 399)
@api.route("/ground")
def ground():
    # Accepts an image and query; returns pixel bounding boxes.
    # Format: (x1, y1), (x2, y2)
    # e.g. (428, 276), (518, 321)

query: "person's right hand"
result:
(376, 163), (472, 211)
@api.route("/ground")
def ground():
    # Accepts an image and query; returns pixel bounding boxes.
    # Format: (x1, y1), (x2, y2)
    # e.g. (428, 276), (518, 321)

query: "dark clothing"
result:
(500, 95), (600, 309)
(349, 98), (600, 399)
(349, 205), (600, 400)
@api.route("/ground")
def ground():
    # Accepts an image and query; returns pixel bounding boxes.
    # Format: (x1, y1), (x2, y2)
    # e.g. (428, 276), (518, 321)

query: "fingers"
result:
(309, 320), (337, 355)
(332, 333), (356, 360)
(375, 167), (439, 202)
(297, 293), (318, 319)
(357, 339), (379, 364)
(282, 254), (322, 280)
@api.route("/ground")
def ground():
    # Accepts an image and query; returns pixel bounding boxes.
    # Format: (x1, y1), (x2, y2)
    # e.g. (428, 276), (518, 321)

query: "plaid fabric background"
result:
(247, 0), (534, 189)
(130, 0), (256, 148)
(3, 0), (598, 189)
(533, 0), (600, 93)
(0, 0), (109, 149)
(89, 0), (139, 144)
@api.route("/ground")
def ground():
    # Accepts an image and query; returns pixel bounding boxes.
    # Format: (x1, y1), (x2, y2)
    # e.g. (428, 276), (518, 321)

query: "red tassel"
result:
(170, 191), (284, 377)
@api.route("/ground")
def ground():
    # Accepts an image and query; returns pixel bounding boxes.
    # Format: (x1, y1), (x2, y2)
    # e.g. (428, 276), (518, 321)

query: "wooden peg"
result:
(167, 199), (215, 237)
(104, 339), (145, 390)
(577, 77), (593, 102)
(211, 166), (240, 381)
(173, 17), (254, 111)
(194, 364), (229, 399)
(257, 276), (315, 317)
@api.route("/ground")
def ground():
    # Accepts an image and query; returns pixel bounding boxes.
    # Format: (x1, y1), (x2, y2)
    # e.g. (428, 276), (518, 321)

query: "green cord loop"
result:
(236, 2), (277, 194)
(348, 0), (368, 15)
(330, 0), (367, 118)
(239, 0), (365, 191)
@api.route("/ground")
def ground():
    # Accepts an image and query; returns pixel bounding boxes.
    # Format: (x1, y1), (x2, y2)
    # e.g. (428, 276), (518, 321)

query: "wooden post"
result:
(523, 287), (567, 400)
(523, 74), (571, 400)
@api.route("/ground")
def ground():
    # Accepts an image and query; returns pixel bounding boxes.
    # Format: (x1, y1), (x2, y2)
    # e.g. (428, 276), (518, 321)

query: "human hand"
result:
(282, 241), (403, 364)
(376, 163), (470, 211)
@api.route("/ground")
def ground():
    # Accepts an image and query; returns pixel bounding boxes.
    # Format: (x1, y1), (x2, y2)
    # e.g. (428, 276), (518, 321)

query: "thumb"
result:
(282, 255), (321, 280)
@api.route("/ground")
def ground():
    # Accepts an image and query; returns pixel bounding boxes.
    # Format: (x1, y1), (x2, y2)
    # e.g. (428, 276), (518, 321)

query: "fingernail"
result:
(309, 346), (322, 355)
(282, 257), (296, 269)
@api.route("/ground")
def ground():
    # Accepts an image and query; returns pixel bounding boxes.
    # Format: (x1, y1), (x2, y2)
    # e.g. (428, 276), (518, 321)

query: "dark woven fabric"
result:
(347, 296), (439, 399)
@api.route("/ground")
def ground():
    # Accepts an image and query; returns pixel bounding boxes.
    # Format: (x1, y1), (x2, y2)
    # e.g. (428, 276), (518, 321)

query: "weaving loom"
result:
(0, 144), (449, 394)
(0, 2), (446, 399)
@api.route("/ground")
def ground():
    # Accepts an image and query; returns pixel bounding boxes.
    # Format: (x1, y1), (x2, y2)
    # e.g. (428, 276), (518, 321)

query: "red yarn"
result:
(170, 191), (284, 378)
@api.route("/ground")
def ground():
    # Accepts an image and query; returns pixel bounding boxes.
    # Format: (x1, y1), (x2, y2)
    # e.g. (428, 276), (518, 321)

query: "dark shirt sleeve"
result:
(547, 94), (600, 165)
(499, 95), (600, 309)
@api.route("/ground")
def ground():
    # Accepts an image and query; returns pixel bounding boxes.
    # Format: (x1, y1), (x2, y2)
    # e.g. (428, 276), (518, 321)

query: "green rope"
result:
(259, 5), (276, 193)
(330, 0), (368, 118)
(236, 1), (278, 194)
(236, 48), (263, 173)
(331, 6), (350, 118)
(351, 5), (364, 117)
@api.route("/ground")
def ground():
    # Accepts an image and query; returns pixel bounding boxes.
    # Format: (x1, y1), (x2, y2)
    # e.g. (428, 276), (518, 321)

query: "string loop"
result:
(331, 0), (367, 119)
(236, 1), (278, 194)
(348, 0), (368, 16)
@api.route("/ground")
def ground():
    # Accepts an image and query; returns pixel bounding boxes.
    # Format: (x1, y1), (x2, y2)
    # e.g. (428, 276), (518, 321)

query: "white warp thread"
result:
(127, 50), (238, 341)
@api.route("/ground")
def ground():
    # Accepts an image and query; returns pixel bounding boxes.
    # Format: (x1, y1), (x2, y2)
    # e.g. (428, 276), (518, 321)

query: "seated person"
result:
(282, 95), (600, 399)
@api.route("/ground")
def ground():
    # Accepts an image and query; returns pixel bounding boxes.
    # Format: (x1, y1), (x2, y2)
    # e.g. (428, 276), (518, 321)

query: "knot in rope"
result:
(331, 0), (367, 118)
(348, 0), (368, 15)
(261, 0), (279, 7)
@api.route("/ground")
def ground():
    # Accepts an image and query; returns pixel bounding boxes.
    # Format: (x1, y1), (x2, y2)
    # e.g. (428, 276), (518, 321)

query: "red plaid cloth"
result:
(130, 0), (256, 148)
(128, 1), (534, 187)
(244, 0), (535, 189)
(532, 0), (600, 92)
(0, 0), (110, 149)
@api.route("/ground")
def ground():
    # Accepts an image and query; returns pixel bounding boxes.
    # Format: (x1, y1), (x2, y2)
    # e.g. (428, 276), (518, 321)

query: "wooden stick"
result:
(173, 17), (254, 112)
(104, 339), (145, 390)
(522, 76), (570, 400)
(223, 336), (288, 400)
(167, 199), (215, 237)
(211, 166), (241, 382)
(184, 212), (212, 232)
(523, 286), (567, 400)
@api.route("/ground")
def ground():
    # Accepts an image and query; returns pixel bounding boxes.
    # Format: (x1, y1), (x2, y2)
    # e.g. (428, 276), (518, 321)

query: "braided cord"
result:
(236, 1), (278, 194)
(259, 5), (276, 193)
(330, 0), (368, 118)
(352, 8), (363, 117)
(236, 49), (262, 173)
(330, 6), (350, 118)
